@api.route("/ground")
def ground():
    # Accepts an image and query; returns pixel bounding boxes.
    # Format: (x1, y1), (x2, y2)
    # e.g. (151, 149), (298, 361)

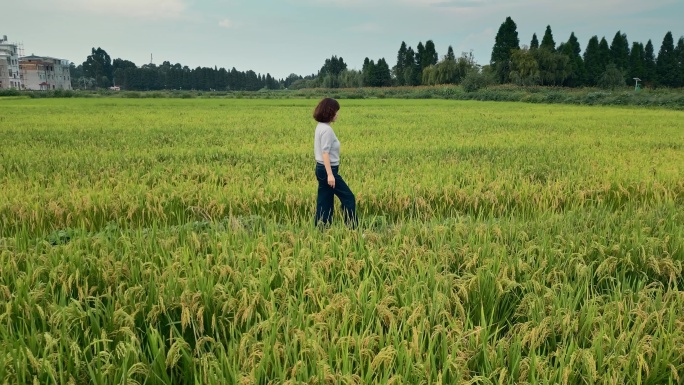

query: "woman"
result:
(313, 98), (357, 228)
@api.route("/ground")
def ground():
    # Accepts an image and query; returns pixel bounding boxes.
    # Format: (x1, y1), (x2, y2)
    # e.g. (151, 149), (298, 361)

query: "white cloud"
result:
(67, 0), (187, 20)
(348, 22), (381, 33)
(542, 0), (677, 14)
(288, 0), (378, 8)
(405, 0), (486, 6)
(218, 18), (235, 29)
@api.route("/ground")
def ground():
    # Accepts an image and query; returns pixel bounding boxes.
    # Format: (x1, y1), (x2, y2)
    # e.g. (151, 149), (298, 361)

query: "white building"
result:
(0, 35), (23, 90)
(20, 55), (72, 91)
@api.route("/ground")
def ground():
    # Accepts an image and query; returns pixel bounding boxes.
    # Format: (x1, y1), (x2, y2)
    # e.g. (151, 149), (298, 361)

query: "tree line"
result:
(70, 17), (683, 91)
(490, 17), (684, 88)
(70, 48), (282, 91)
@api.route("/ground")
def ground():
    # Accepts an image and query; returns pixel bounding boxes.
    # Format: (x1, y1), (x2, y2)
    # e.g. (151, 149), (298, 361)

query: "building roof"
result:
(21, 55), (69, 63)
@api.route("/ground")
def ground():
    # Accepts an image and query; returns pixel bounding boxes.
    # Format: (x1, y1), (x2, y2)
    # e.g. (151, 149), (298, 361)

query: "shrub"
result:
(598, 64), (627, 90)
(0, 89), (21, 97)
(461, 70), (491, 93)
(123, 92), (142, 98)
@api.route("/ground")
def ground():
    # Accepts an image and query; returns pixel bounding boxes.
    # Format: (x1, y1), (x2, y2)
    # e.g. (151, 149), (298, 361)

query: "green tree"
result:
(216, 67), (229, 90)
(598, 63), (626, 89)
(376, 58), (392, 87)
(540, 25), (555, 52)
(561, 32), (585, 87)
(530, 33), (539, 50)
(424, 50), (477, 85)
(112, 58), (136, 87)
(533, 48), (570, 86)
(628, 42), (645, 84)
(415, 42), (426, 84)
(423, 40), (439, 69)
(317, 56), (347, 88)
(363, 58), (392, 87)
(510, 48), (540, 85)
(656, 32), (677, 87)
(319, 56), (347, 77)
(599, 37), (611, 70)
(456, 51), (479, 82)
(644, 39), (657, 85)
(675, 36), (684, 88)
(461, 68), (492, 92)
(422, 65), (437, 85)
(69, 63), (82, 78)
(446, 45), (455, 61)
(338, 69), (363, 88)
(403, 47), (419, 86)
(609, 31), (630, 78)
(69, 63), (84, 89)
(284, 73), (302, 89)
(583, 36), (602, 86)
(393, 41), (408, 86)
(490, 16), (520, 83)
(416, 40), (438, 84)
(362, 58), (376, 87)
(83, 47), (113, 88)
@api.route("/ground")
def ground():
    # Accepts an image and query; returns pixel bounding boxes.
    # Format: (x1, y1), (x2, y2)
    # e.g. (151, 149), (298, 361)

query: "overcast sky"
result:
(3, 0), (683, 79)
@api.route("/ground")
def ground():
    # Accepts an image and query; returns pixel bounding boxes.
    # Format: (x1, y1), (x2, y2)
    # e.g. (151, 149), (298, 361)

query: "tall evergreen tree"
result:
(609, 31), (630, 75)
(423, 40), (439, 69)
(394, 42), (408, 86)
(416, 41), (426, 82)
(446, 46), (456, 61)
(376, 58), (392, 87)
(628, 42), (645, 83)
(319, 56), (347, 77)
(644, 39), (657, 85)
(530, 33), (539, 50)
(656, 31), (677, 87)
(540, 25), (556, 52)
(599, 37), (611, 70)
(362, 58), (375, 87)
(583, 36), (602, 86)
(404, 47), (418, 86)
(627, 43), (643, 84)
(490, 16), (520, 83)
(675, 37), (684, 88)
(557, 42), (566, 54)
(561, 32), (585, 87)
(566, 32), (582, 57)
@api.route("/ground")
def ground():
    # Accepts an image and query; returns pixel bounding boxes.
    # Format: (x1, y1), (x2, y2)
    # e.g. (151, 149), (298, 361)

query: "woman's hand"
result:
(322, 153), (335, 188)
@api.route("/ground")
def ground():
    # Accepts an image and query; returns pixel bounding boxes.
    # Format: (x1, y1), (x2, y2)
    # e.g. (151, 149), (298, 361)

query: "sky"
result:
(2, 0), (683, 79)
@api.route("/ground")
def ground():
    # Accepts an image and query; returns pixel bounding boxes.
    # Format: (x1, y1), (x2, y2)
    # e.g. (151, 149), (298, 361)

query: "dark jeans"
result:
(315, 163), (357, 228)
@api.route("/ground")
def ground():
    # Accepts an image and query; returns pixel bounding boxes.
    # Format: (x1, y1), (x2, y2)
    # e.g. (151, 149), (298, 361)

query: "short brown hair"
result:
(313, 98), (340, 122)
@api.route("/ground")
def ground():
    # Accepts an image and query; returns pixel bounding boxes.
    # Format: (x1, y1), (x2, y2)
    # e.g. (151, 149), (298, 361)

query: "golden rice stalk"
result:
(669, 364), (680, 383)
(165, 338), (190, 369)
(370, 346), (397, 371)
(124, 362), (148, 385)
(581, 350), (598, 383)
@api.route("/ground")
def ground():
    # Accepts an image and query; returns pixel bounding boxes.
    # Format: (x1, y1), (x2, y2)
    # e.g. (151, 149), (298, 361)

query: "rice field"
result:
(0, 97), (683, 384)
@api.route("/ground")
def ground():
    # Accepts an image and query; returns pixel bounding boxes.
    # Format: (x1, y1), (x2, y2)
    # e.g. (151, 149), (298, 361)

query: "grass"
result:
(0, 98), (683, 384)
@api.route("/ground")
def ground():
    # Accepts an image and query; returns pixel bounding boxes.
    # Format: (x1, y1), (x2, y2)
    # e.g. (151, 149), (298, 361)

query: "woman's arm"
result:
(322, 152), (335, 188)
